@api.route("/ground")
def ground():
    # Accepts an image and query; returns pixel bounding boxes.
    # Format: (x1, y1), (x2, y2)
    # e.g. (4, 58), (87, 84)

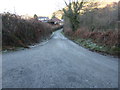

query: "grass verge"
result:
(61, 31), (119, 58)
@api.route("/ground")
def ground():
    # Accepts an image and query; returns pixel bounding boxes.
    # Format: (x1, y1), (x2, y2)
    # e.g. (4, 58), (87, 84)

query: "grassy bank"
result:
(62, 29), (119, 57)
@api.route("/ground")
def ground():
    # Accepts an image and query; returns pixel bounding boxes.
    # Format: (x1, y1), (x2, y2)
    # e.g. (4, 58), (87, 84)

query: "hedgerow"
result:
(2, 13), (52, 49)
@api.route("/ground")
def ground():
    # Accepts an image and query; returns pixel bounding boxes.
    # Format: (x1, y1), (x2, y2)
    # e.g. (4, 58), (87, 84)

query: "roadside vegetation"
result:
(62, 0), (119, 57)
(2, 12), (62, 50)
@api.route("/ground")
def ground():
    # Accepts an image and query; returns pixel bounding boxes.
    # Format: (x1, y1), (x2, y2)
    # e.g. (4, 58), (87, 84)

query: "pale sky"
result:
(0, 0), (118, 17)
(0, 0), (66, 16)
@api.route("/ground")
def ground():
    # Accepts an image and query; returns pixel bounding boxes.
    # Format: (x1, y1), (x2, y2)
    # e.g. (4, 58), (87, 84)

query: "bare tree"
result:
(34, 14), (38, 20)
(63, 0), (85, 31)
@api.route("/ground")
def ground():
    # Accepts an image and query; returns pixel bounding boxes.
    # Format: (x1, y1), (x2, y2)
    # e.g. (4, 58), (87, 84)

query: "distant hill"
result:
(51, 10), (64, 20)
(51, 1), (117, 20)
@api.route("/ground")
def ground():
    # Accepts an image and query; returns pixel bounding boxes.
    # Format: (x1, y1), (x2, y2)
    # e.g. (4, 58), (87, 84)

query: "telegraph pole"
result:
(13, 6), (16, 14)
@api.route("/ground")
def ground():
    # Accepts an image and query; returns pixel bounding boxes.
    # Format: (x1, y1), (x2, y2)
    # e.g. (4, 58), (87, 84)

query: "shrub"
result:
(2, 13), (52, 49)
(65, 28), (119, 48)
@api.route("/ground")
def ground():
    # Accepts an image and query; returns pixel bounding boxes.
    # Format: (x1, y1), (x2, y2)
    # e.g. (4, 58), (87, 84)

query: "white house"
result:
(38, 17), (49, 22)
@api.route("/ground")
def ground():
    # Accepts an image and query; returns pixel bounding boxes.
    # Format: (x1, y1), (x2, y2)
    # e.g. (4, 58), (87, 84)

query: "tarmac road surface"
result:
(2, 29), (118, 88)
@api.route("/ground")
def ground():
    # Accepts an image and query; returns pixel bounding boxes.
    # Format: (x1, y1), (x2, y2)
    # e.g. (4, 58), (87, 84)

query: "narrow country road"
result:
(3, 29), (118, 88)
